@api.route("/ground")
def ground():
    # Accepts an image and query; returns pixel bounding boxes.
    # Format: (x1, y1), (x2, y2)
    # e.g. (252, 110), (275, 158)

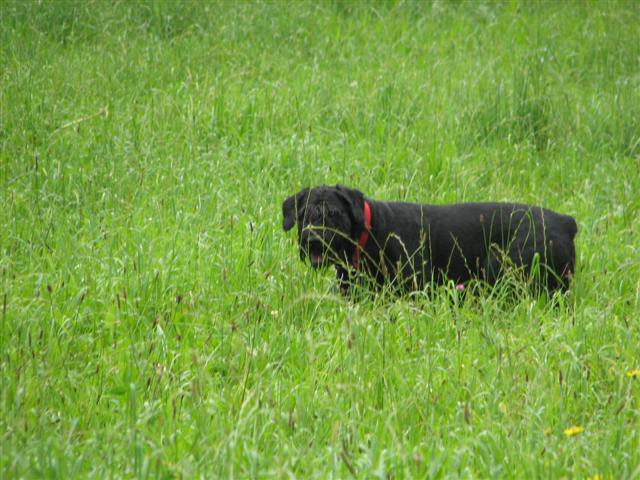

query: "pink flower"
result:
(455, 284), (465, 291)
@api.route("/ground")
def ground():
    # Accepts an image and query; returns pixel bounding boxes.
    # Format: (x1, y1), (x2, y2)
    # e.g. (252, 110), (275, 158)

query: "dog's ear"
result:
(282, 188), (309, 231)
(335, 185), (365, 234)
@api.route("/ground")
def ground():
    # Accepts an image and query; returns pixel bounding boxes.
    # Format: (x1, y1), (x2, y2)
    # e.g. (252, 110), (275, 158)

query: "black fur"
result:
(282, 185), (578, 294)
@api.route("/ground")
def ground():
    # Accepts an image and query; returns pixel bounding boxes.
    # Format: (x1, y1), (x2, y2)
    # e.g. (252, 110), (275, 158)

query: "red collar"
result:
(352, 201), (371, 269)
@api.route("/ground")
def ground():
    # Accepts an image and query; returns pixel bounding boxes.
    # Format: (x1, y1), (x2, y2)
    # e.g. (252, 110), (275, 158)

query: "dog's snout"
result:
(302, 236), (325, 268)
(302, 237), (324, 254)
(300, 226), (324, 244)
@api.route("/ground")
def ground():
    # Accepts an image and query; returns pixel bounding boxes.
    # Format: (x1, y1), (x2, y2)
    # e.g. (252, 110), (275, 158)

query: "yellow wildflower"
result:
(586, 475), (603, 480)
(626, 369), (640, 378)
(563, 425), (584, 436)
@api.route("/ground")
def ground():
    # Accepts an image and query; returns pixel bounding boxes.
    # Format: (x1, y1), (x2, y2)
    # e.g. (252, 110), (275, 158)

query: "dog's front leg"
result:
(335, 265), (351, 295)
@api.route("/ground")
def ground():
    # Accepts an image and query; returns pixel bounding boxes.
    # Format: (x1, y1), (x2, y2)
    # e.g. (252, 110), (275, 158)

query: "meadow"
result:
(1, 0), (639, 477)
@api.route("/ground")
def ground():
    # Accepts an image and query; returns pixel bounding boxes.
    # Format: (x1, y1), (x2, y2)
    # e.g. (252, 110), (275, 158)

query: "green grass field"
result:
(2, 1), (639, 477)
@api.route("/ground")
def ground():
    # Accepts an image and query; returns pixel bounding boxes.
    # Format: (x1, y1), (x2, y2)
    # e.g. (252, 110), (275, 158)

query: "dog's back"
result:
(371, 200), (577, 291)
(417, 202), (577, 290)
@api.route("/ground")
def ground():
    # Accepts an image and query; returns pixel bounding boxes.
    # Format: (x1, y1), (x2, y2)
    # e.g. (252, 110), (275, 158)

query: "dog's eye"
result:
(328, 209), (338, 217)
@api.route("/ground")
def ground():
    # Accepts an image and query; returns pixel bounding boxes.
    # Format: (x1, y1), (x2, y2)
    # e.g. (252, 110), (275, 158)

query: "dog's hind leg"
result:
(539, 242), (574, 292)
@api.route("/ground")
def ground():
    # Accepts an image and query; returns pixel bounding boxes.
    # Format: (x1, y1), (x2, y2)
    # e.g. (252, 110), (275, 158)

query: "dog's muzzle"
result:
(301, 235), (326, 269)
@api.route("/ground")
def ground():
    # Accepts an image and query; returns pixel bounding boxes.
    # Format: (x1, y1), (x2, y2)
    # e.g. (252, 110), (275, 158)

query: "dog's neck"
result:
(351, 200), (371, 269)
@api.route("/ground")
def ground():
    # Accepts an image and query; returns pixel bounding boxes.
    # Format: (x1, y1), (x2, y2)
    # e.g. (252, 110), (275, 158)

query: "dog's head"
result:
(282, 185), (365, 268)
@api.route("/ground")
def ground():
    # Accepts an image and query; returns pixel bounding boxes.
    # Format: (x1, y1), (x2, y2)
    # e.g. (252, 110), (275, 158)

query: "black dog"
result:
(282, 185), (577, 294)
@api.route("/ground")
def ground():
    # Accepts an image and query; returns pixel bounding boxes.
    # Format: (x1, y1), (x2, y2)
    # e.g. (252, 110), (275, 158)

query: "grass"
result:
(1, 0), (639, 477)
